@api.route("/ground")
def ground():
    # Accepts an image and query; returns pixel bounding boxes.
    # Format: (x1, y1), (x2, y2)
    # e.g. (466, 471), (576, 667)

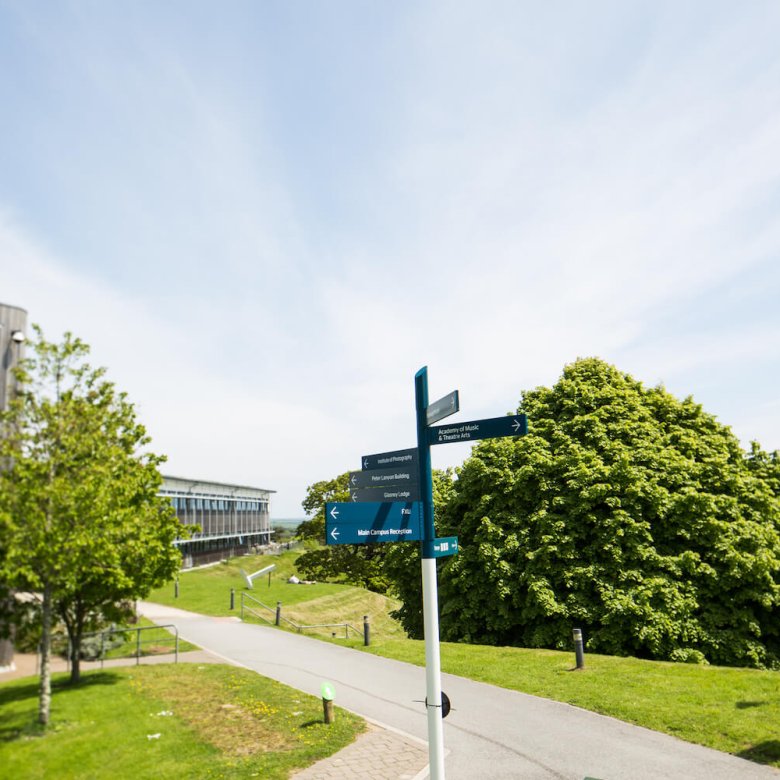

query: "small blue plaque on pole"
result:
(422, 536), (459, 559)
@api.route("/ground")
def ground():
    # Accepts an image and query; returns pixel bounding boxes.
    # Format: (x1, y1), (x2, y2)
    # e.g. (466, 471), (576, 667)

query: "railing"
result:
(73, 623), (180, 668)
(239, 592), (369, 645)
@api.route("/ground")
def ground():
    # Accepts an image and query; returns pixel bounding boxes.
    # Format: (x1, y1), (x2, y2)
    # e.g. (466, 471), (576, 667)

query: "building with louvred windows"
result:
(160, 475), (274, 568)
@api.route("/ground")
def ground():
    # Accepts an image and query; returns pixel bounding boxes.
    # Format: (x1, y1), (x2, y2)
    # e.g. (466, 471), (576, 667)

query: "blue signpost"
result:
(414, 367), (527, 780)
(325, 367), (527, 780)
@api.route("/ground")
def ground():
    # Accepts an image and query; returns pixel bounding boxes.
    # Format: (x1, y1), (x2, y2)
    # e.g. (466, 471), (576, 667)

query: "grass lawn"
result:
(365, 638), (780, 767)
(147, 551), (405, 642)
(148, 552), (346, 616)
(147, 550), (780, 768)
(0, 664), (364, 779)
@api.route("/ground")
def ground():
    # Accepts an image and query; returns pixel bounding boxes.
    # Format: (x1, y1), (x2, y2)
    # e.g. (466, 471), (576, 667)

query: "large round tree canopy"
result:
(436, 358), (780, 668)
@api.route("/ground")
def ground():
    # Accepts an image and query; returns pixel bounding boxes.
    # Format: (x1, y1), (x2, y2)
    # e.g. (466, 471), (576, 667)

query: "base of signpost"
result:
(422, 556), (446, 780)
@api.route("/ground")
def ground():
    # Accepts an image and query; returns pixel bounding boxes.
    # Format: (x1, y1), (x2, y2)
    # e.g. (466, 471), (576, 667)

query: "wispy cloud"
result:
(1, 4), (779, 512)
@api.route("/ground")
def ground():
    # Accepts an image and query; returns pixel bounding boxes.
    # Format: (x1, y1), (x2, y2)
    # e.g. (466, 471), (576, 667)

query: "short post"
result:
(136, 628), (141, 665)
(268, 570), (272, 588)
(573, 628), (585, 670)
(363, 615), (370, 647)
(230, 588), (235, 610)
(275, 601), (282, 627)
(321, 681), (335, 724)
(174, 579), (179, 599)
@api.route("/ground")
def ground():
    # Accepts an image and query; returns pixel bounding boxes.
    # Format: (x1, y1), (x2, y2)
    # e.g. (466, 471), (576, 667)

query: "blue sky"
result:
(1, 1), (778, 516)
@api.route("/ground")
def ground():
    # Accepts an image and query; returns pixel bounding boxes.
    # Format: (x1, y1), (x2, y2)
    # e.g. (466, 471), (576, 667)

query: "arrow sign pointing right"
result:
(427, 414), (528, 445)
(426, 390), (460, 426)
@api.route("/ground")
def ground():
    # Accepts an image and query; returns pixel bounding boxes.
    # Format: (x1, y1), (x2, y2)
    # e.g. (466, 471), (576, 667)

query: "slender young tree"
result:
(0, 327), (185, 724)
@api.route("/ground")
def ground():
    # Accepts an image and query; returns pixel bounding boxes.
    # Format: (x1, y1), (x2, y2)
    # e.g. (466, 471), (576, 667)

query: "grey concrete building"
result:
(0, 302), (27, 673)
(160, 475), (274, 568)
(0, 302), (27, 414)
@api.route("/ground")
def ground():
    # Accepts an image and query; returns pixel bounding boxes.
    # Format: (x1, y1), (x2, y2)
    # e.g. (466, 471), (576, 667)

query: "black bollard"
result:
(573, 628), (585, 669)
(321, 682), (335, 724)
(363, 615), (370, 647)
(275, 601), (282, 626)
(230, 588), (235, 610)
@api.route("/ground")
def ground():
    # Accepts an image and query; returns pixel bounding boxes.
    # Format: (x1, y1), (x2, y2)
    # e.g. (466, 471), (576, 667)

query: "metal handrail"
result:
(74, 623), (180, 667)
(239, 592), (366, 641)
(240, 591), (276, 615)
(240, 604), (275, 625)
(294, 621), (363, 640)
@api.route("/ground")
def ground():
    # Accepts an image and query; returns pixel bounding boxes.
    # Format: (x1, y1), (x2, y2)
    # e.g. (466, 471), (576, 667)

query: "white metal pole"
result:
(422, 556), (446, 780)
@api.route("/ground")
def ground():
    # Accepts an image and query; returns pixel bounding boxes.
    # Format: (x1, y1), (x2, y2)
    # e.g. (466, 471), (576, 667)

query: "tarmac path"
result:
(139, 601), (779, 780)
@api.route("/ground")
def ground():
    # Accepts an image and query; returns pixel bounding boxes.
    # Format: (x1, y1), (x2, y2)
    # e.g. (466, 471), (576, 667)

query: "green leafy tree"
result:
(392, 358), (780, 668)
(383, 468), (456, 638)
(0, 328), (186, 724)
(295, 473), (394, 592)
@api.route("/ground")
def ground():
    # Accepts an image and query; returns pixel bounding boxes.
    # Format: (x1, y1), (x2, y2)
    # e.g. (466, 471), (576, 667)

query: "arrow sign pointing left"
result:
(325, 501), (423, 545)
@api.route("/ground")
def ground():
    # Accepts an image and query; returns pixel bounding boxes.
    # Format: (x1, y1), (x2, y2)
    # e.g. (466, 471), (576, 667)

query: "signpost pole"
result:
(415, 366), (446, 780)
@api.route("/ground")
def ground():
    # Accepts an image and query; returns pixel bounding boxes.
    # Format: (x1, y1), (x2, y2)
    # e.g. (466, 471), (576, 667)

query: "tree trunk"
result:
(0, 637), (13, 669)
(38, 583), (52, 726)
(68, 607), (83, 685)
(0, 590), (16, 670)
(69, 644), (81, 684)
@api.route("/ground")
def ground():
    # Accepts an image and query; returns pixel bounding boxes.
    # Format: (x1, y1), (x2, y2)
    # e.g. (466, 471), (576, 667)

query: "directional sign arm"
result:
(427, 414), (528, 445)
(325, 501), (423, 545)
(426, 390), (460, 426)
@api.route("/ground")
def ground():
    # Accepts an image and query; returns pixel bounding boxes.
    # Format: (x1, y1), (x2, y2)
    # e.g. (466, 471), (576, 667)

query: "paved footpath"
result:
(139, 601), (780, 780)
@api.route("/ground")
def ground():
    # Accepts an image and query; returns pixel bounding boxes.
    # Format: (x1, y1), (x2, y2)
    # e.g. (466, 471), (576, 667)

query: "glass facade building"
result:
(160, 475), (274, 568)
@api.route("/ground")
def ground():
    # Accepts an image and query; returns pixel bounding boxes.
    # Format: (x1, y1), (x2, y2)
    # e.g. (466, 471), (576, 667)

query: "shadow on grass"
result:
(736, 740), (780, 766)
(735, 700), (765, 710)
(0, 671), (123, 742)
(0, 679), (39, 707)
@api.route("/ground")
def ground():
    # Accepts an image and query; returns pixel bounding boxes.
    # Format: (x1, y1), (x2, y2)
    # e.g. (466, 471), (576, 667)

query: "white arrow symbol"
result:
(363, 458), (369, 469)
(330, 506), (339, 521)
(330, 527), (340, 541)
(512, 419), (522, 432)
